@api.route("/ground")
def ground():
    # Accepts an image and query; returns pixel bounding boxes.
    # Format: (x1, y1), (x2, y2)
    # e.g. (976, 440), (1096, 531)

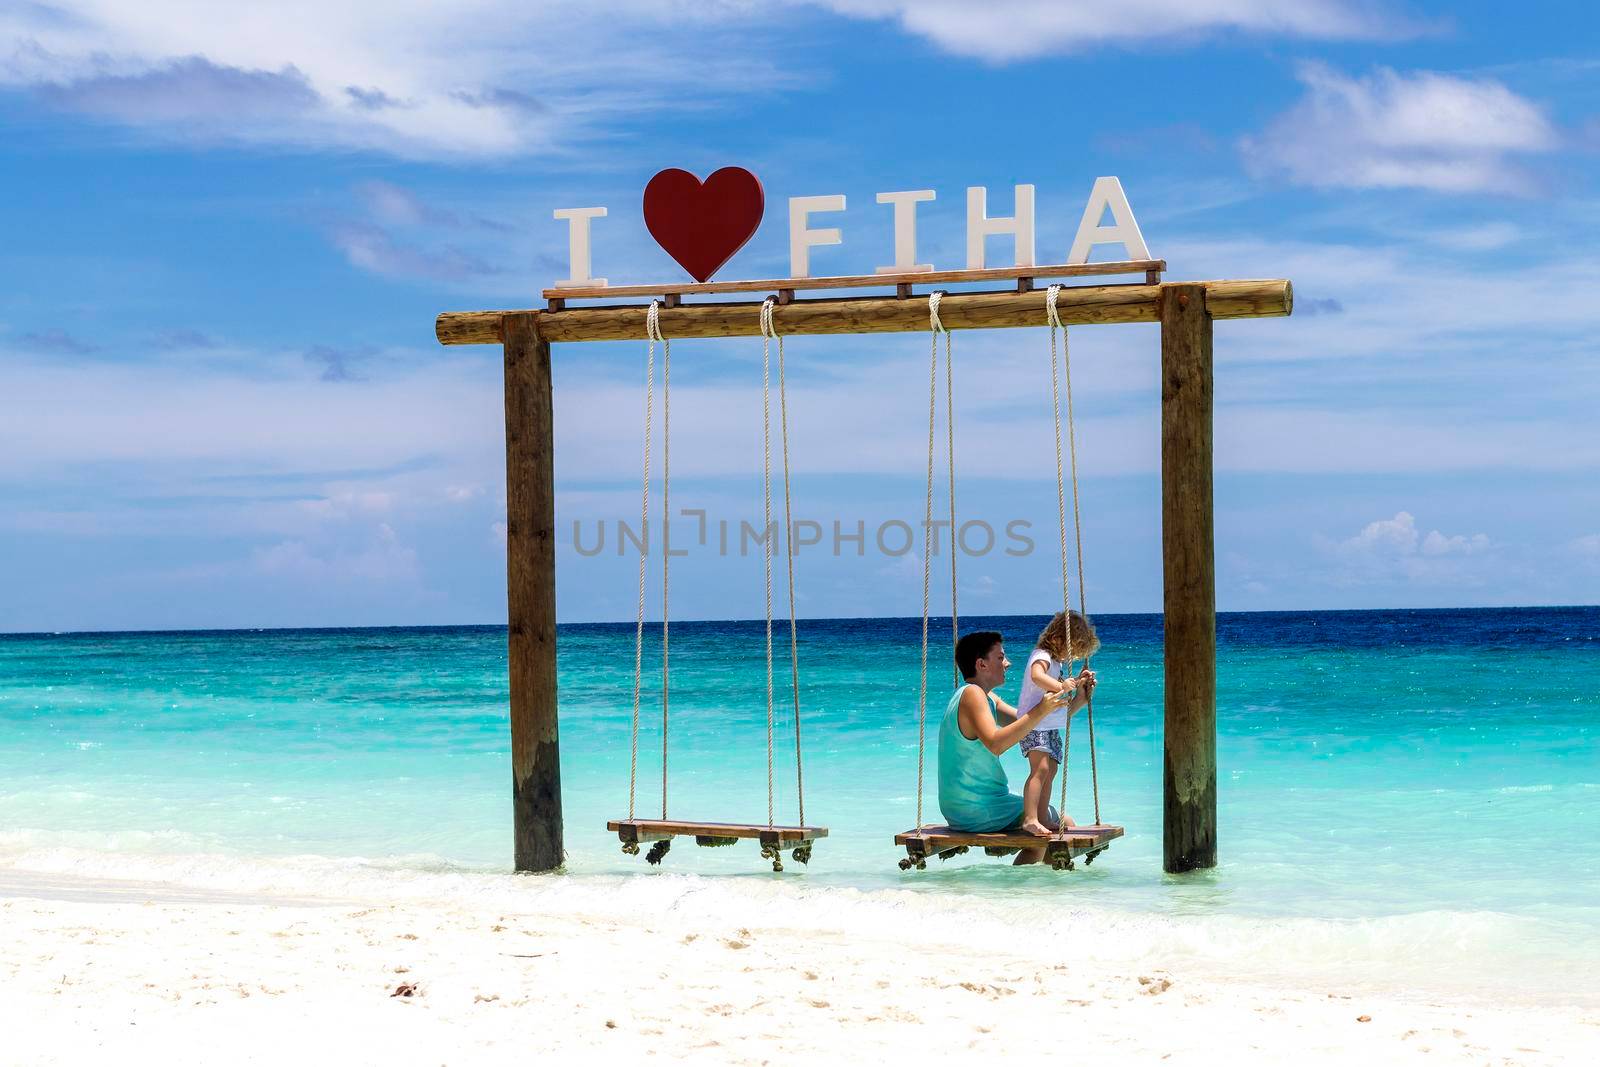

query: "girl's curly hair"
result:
(1036, 610), (1099, 662)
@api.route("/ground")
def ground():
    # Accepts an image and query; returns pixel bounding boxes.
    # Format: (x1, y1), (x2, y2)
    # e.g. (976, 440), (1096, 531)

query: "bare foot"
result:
(1019, 820), (1051, 837)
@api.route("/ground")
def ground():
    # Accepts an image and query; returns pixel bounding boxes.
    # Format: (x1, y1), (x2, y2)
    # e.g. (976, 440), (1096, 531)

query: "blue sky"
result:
(2, 1), (1597, 631)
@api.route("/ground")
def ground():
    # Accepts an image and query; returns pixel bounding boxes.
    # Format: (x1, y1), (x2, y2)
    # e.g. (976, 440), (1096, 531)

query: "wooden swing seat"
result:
(609, 819), (828, 847)
(896, 823), (1123, 867)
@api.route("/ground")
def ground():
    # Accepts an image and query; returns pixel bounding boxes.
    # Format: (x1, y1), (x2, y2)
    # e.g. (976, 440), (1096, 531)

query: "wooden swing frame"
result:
(436, 262), (1293, 876)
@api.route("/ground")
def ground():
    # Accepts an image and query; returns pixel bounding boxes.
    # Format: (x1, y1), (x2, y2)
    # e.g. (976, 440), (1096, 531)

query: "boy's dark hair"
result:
(955, 630), (1004, 680)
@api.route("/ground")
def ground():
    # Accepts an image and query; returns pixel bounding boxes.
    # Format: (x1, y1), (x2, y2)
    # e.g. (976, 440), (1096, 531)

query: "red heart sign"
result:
(643, 167), (765, 283)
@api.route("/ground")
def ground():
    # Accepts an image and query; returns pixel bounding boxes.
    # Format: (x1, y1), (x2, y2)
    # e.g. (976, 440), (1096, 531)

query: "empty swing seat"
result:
(895, 823), (1123, 868)
(609, 818), (828, 870)
(609, 818), (827, 846)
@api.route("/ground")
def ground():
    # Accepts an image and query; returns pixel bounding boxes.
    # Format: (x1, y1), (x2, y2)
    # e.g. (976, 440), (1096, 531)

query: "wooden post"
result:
(503, 313), (562, 872)
(1160, 284), (1217, 874)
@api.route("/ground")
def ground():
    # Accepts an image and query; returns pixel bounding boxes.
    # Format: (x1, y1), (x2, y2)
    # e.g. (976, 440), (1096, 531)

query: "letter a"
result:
(1067, 177), (1150, 264)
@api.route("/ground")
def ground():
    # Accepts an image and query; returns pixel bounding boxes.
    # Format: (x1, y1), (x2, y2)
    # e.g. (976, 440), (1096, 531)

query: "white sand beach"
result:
(2, 868), (1593, 1066)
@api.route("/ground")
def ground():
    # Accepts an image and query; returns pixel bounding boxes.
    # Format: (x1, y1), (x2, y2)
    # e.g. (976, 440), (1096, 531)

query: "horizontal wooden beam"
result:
(436, 278), (1292, 346)
(542, 259), (1164, 301)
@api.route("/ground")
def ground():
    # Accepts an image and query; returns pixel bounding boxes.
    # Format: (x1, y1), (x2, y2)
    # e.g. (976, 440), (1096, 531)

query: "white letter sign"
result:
(875, 189), (936, 274)
(789, 194), (846, 278)
(1067, 177), (1150, 264)
(553, 206), (608, 288)
(966, 185), (1035, 269)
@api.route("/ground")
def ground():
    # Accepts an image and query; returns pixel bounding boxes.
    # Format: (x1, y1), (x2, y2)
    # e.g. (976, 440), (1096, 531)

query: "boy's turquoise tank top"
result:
(937, 684), (1024, 831)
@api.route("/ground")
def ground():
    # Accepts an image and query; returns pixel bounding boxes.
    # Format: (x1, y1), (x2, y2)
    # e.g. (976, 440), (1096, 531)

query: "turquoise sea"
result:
(2, 608), (1596, 1006)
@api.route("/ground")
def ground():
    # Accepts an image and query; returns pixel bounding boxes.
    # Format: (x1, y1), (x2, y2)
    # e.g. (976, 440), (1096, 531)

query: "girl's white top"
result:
(1017, 647), (1067, 731)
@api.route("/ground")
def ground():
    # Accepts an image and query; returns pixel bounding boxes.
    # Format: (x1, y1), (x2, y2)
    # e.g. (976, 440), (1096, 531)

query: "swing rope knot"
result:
(929, 290), (947, 334)
(760, 295), (778, 340)
(1046, 283), (1063, 329)
(646, 299), (665, 343)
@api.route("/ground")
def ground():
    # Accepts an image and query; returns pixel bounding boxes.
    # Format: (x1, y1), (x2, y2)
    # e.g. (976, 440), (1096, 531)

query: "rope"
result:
(915, 293), (942, 830)
(628, 303), (659, 820)
(760, 299), (776, 827)
(939, 297), (958, 675)
(774, 306), (805, 829)
(1059, 293), (1101, 825)
(648, 302), (672, 820)
(1046, 285), (1075, 833)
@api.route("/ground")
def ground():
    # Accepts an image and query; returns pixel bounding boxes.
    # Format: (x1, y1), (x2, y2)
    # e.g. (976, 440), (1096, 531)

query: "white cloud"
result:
(1571, 534), (1600, 557)
(358, 181), (454, 229)
(297, 491), (397, 521)
(35, 55), (320, 123)
(1, 2), (1429, 157)
(1420, 222), (1525, 252)
(1242, 63), (1559, 194)
(801, 1), (1413, 62)
(252, 523), (419, 583)
(1342, 510), (1422, 553)
(1335, 512), (1491, 560)
(1319, 511), (1496, 587)
(0, 1), (800, 158)
(1421, 529), (1490, 557)
(0, 339), (506, 551)
(322, 181), (531, 288)
(0, 347), (498, 476)
(1160, 231), (1600, 388)
(330, 221), (504, 283)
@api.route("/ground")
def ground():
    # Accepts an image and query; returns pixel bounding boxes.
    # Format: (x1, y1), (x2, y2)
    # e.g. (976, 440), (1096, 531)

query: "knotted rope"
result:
(915, 295), (939, 829)
(1046, 284), (1102, 829)
(627, 302), (660, 820)
(760, 298), (807, 830)
(916, 292), (958, 830)
(1058, 290), (1101, 826)
(939, 298), (958, 674)
(1046, 285), (1077, 831)
(773, 304), (806, 830)
(759, 299), (777, 827)
(648, 301), (672, 819)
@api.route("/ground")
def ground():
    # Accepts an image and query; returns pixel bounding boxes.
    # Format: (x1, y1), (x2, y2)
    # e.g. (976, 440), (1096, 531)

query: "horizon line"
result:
(3, 602), (1595, 639)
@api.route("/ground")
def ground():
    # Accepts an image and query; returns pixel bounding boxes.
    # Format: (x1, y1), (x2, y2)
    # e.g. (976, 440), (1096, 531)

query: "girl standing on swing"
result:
(1014, 611), (1099, 836)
